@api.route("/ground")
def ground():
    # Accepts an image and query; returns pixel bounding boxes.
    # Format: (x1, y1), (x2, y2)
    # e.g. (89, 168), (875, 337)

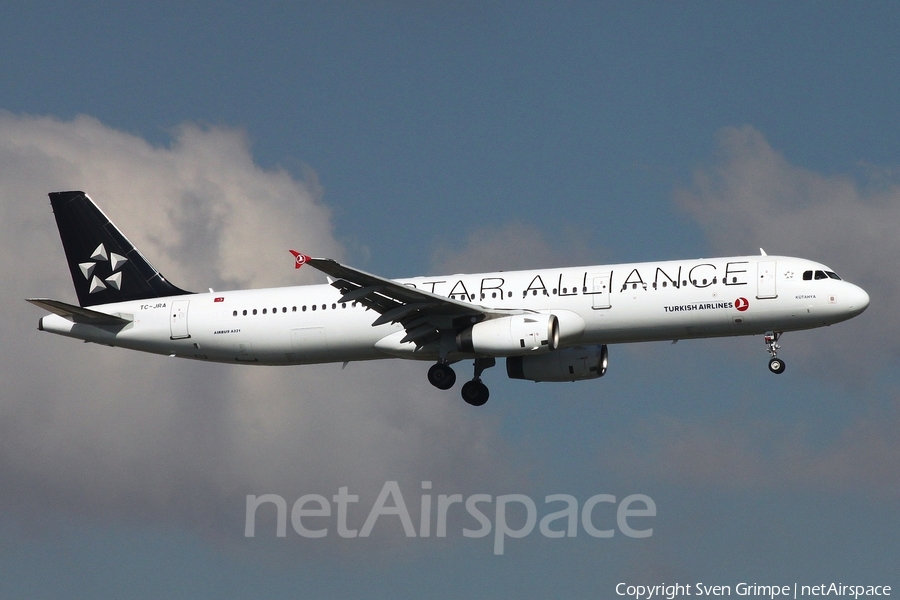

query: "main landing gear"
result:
(427, 362), (456, 390)
(765, 331), (786, 374)
(427, 358), (495, 406)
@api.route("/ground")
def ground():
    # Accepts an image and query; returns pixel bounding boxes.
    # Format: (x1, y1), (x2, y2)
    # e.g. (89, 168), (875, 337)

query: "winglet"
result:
(289, 250), (311, 269)
(760, 248), (768, 256)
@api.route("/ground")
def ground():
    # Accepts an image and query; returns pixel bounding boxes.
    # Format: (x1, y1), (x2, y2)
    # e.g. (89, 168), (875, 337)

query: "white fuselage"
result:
(38, 255), (870, 365)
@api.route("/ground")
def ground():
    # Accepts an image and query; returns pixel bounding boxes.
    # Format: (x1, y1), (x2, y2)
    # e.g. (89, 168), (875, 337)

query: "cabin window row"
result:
(232, 301), (358, 317)
(619, 277), (744, 292)
(451, 292), (515, 301)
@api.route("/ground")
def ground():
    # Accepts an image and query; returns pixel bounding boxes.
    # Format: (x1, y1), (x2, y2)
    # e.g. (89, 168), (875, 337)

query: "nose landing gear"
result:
(765, 332), (786, 374)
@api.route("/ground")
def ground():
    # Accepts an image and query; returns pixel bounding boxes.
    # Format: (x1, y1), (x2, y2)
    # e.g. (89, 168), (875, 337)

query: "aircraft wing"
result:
(26, 298), (132, 326)
(301, 256), (493, 346)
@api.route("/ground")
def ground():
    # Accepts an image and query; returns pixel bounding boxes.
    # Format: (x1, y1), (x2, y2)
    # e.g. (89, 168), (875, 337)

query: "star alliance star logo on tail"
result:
(79, 243), (128, 294)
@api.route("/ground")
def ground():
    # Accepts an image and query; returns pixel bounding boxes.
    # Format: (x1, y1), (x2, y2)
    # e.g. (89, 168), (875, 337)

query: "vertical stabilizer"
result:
(48, 191), (192, 307)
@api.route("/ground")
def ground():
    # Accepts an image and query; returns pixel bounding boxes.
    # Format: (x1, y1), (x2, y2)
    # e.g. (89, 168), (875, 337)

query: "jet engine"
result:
(457, 314), (559, 356)
(506, 344), (608, 382)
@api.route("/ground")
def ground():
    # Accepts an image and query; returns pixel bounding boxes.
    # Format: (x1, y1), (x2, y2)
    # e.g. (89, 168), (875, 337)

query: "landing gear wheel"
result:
(764, 332), (785, 374)
(461, 380), (490, 406)
(428, 363), (456, 390)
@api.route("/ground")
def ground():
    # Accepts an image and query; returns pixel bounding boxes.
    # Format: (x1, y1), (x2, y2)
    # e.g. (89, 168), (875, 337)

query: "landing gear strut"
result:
(461, 358), (495, 406)
(765, 332), (786, 374)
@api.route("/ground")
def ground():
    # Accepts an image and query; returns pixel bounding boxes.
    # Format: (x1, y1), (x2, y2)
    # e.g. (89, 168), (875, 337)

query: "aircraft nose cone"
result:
(847, 284), (870, 316)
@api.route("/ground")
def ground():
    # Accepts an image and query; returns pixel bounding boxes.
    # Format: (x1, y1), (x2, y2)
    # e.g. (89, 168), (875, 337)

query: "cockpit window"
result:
(805, 269), (842, 281)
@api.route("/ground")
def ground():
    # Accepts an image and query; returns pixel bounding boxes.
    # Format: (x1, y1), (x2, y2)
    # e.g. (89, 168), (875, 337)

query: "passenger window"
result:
(302, 306), (306, 311)
(233, 310), (237, 316)
(252, 309), (257, 315)
(292, 306), (297, 312)
(312, 305), (316, 311)
(242, 310), (247, 316)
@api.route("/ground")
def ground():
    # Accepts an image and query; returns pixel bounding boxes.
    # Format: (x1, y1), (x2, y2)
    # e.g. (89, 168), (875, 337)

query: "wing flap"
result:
(308, 258), (483, 316)
(371, 302), (436, 327)
(400, 323), (440, 344)
(302, 257), (487, 345)
(339, 284), (385, 304)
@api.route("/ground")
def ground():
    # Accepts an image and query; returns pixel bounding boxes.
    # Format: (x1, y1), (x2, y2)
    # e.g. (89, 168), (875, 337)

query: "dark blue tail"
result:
(49, 191), (192, 307)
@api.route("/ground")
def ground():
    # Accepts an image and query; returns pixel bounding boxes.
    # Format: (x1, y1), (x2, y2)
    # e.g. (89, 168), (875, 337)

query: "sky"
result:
(1, 2), (899, 598)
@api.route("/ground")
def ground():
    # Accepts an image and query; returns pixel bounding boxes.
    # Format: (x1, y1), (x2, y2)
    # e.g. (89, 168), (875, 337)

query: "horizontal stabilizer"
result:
(26, 298), (132, 326)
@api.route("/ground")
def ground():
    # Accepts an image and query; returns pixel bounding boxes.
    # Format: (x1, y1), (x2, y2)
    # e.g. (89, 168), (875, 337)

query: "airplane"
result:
(28, 191), (870, 406)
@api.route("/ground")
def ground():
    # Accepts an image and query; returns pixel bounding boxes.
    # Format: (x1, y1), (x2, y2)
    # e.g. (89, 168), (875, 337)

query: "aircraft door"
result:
(169, 299), (191, 339)
(756, 261), (778, 299)
(234, 342), (256, 362)
(590, 274), (611, 309)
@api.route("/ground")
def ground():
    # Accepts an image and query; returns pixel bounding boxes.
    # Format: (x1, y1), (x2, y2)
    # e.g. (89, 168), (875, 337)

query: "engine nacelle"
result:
(457, 314), (559, 356)
(506, 344), (608, 382)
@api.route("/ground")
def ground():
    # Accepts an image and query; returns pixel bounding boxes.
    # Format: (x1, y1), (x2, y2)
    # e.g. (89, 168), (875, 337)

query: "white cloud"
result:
(675, 125), (898, 376)
(596, 126), (900, 497)
(0, 113), (522, 552)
